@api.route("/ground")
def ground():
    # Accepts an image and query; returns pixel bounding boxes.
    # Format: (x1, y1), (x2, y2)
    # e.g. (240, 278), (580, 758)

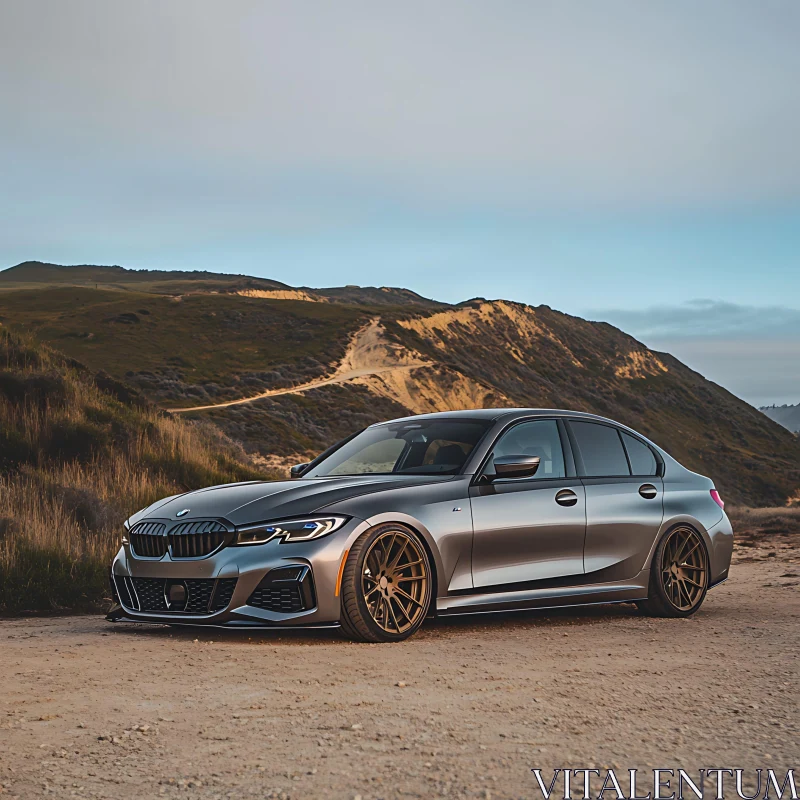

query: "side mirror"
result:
(290, 462), (311, 479)
(489, 455), (540, 481)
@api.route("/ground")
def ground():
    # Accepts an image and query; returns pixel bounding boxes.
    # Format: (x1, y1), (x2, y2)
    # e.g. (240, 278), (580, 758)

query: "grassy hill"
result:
(1, 260), (445, 307)
(1, 261), (798, 509)
(0, 286), (370, 403)
(0, 327), (272, 613)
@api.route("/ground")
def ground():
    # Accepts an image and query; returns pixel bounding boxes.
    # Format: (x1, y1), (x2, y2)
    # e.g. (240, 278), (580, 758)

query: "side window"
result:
(490, 419), (566, 480)
(570, 421), (630, 477)
(621, 432), (658, 476)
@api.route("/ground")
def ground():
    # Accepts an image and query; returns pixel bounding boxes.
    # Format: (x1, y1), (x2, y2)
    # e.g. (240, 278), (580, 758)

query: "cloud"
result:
(588, 300), (800, 340)
(1, 1), (800, 213)
(586, 301), (800, 406)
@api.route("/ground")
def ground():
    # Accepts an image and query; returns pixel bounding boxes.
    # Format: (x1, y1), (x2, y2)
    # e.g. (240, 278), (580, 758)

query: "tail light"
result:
(710, 489), (725, 509)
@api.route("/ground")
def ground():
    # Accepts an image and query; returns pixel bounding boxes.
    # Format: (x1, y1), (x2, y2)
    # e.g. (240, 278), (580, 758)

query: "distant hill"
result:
(0, 261), (445, 308)
(760, 404), (800, 434)
(1, 260), (798, 506)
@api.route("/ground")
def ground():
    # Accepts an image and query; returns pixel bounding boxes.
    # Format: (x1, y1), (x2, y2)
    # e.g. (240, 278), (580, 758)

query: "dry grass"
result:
(727, 505), (800, 543)
(0, 327), (274, 613)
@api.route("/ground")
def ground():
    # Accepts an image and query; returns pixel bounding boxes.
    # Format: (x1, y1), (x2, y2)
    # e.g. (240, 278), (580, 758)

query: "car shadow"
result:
(103, 601), (646, 646)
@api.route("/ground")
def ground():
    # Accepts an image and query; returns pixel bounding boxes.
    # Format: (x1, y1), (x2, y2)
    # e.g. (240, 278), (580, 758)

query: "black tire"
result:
(339, 523), (433, 643)
(637, 525), (710, 618)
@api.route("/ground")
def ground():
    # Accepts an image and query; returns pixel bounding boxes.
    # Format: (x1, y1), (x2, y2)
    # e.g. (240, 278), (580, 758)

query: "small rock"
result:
(395, 681), (407, 688)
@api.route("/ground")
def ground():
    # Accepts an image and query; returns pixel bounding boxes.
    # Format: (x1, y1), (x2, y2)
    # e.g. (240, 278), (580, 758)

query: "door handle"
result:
(555, 489), (579, 507)
(639, 483), (658, 499)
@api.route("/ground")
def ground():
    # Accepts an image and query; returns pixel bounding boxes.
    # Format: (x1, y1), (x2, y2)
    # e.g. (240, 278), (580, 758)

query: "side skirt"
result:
(436, 574), (649, 616)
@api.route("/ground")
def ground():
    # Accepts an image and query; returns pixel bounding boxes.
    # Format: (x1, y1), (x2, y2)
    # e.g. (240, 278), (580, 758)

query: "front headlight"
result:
(235, 516), (349, 545)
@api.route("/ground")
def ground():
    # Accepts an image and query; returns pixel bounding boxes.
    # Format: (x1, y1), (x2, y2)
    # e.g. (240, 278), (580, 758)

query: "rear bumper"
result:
(707, 512), (734, 585)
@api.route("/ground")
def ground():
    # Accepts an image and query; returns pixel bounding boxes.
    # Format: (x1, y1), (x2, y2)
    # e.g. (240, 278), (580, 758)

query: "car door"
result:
(566, 420), (664, 580)
(469, 418), (586, 588)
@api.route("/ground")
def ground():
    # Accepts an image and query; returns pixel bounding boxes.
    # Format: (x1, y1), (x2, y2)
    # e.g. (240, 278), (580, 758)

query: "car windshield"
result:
(305, 419), (493, 477)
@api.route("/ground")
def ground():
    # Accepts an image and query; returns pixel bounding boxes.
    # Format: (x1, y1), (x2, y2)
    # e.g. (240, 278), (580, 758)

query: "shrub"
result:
(0, 328), (275, 614)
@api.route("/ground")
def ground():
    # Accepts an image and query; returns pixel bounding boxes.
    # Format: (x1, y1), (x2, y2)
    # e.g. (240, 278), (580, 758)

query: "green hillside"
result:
(1, 261), (798, 507)
(0, 286), (368, 402)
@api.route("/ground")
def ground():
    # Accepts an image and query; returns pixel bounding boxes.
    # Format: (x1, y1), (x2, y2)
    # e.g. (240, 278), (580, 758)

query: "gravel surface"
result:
(1, 536), (798, 800)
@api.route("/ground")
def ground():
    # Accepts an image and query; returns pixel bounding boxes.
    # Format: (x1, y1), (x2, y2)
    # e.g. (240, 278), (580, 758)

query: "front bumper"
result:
(108, 517), (364, 627)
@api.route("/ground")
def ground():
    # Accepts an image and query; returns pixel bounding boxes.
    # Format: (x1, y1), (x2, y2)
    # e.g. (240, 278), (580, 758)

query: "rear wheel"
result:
(339, 523), (432, 642)
(638, 525), (709, 617)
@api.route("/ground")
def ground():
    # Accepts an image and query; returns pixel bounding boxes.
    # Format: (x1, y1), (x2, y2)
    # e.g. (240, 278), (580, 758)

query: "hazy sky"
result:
(1, 1), (798, 405)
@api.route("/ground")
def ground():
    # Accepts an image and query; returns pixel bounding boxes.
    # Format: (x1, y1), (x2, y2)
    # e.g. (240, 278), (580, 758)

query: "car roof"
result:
(372, 408), (626, 426)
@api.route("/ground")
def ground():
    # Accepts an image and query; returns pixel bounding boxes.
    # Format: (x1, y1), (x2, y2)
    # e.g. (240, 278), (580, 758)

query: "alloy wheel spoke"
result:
(390, 595), (412, 624)
(386, 596), (402, 632)
(395, 559), (423, 571)
(388, 540), (410, 573)
(364, 585), (382, 600)
(394, 586), (423, 607)
(382, 533), (398, 570)
(681, 541), (700, 562)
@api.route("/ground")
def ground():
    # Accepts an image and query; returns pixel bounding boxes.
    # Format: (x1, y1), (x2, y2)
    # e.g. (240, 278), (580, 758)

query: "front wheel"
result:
(339, 523), (432, 642)
(638, 525), (709, 617)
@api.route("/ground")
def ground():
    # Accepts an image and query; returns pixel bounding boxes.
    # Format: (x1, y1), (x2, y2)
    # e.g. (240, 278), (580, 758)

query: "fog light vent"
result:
(247, 566), (316, 613)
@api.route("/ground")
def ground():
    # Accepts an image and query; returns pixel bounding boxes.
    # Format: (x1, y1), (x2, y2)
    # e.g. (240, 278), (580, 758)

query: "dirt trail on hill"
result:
(1, 538), (798, 799)
(167, 318), (431, 413)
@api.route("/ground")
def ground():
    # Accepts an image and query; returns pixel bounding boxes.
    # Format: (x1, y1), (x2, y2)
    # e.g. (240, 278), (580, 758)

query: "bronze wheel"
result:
(362, 529), (429, 635)
(340, 524), (432, 642)
(638, 525), (709, 617)
(660, 526), (708, 611)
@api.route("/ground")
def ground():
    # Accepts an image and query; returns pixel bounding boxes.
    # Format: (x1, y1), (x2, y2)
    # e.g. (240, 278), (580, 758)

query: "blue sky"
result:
(1, 1), (798, 405)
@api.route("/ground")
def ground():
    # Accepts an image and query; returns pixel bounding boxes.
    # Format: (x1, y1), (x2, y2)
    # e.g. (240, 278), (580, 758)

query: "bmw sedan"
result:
(108, 409), (733, 641)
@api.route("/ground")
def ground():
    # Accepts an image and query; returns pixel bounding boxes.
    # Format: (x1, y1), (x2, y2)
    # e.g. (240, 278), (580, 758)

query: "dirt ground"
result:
(1, 535), (798, 800)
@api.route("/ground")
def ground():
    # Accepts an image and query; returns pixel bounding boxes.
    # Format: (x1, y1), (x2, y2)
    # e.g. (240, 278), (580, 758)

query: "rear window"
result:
(569, 421), (630, 477)
(621, 432), (658, 476)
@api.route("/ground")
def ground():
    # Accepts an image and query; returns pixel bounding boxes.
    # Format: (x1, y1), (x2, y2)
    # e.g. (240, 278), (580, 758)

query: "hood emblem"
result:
(176, 509), (190, 517)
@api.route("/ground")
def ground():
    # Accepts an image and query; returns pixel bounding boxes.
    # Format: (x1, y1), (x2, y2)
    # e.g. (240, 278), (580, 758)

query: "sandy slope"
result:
(167, 318), (431, 413)
(1, 537), (798, 800)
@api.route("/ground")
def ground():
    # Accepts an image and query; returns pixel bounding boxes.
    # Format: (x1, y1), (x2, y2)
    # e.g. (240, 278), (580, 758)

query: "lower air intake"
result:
(119, 577), (238, 614)
(247, 566), (316, 613)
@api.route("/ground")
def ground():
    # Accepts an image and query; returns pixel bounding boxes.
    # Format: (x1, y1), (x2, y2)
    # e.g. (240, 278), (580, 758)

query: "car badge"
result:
(176, 509), (190, 517)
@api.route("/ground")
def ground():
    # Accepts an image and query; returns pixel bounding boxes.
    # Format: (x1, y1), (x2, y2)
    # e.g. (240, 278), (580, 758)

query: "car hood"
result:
(129, 474), (456, 528)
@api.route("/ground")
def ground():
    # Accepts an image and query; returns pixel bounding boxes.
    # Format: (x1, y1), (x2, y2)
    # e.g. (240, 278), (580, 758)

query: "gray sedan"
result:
(108, 409), (733, 641)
